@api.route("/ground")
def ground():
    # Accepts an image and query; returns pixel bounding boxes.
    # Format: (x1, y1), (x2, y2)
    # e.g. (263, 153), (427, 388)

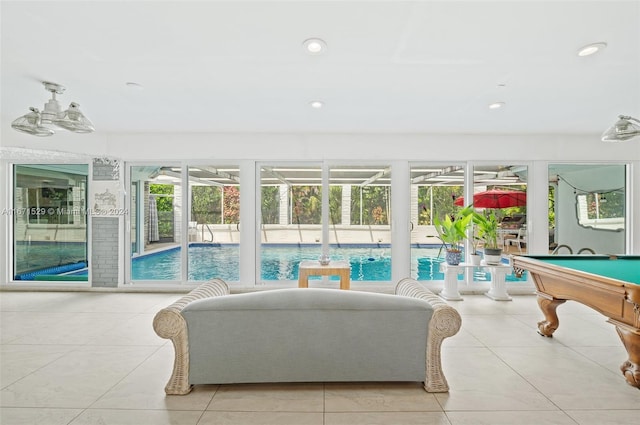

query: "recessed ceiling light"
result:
(309, 100), (324, 109)
(303, 38), (327, 55)
(577, 42), (607, 57)
(488, 102), (505, 110)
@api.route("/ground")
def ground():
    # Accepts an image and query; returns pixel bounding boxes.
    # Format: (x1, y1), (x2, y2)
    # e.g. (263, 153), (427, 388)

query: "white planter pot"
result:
(484, 248), (503, 265)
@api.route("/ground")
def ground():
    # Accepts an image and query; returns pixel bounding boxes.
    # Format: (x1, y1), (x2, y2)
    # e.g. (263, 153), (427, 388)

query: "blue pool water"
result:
(127, 244), (522, 283)
(131, 244), (397, 282)
(22, 243), (523, 283)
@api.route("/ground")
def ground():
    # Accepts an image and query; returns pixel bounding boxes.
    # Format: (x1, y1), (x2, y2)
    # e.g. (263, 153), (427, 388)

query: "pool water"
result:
(128, 244), (522, 283)
(131, 244), (397, 282)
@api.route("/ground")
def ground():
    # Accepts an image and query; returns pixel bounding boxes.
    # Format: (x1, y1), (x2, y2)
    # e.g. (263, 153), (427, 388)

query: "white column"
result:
(529, 161), (548, 254)
(410, 185), (419, 228)
(174, 184), (183, 243)
(240, 161), (256, 285)
(629, 161), (639, 254)
(322, 165), (329, 256)
(278, 184), (288, 225)
(391, 161), (410, 283)
(341, 185), (351, 225)
(464, 162), (474, 285)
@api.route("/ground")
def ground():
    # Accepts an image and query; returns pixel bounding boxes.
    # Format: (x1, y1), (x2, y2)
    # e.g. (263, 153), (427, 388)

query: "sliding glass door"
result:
(13, 164), (88, 282)
(129, 165), (183, 282)
(473, 164), (528, 256)
(329, 164), (392, 282)
(409, 164), (464, 281)
(258, 163), (393, 284)
(128, 164), (242, 283)
(259, 164), (322, 282)
(187, 164), (240, 282)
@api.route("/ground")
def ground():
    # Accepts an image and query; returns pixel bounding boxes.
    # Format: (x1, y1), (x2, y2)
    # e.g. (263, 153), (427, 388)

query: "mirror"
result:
(549, 163), (626, 254)
(576, 190), (624, 231)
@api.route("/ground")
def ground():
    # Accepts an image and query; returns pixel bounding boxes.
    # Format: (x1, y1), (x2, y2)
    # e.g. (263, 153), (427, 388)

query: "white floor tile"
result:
(68, 409), (202, 425)
(492, 346), (640, 409)
(565, 409), (640, 425)
(324, 382), (442, 412)
(91, 346), (217, 411)
(438, 347), (559, 411)
(0, 407), (82, 425)
(446, 410), (578, 425)
(326, 411), (452, 425)
(0, 344), (77, 388)
(198, 411), (324, 425)
(207, 383), (324, 412)
(0, 345), (157, 408)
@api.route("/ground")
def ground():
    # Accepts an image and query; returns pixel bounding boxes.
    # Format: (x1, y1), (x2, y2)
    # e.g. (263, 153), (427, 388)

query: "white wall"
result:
(3, 130), (637, 163)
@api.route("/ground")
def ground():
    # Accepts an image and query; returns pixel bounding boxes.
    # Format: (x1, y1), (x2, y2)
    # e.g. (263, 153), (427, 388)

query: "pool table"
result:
(512, 255), (640, 388)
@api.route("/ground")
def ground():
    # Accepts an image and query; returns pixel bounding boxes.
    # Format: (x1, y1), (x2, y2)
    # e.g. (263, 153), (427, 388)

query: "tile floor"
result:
(1, 289), (638, 425)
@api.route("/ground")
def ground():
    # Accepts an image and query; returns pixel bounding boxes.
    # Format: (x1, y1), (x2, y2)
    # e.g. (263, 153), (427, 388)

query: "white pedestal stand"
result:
(439, 263), (473, 300)
(484, 262), (513, 301)
(439, 261), (513, 301)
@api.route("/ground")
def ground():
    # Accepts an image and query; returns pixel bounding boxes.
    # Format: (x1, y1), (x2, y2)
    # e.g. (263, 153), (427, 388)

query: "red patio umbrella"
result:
(454, 189), (526, 209)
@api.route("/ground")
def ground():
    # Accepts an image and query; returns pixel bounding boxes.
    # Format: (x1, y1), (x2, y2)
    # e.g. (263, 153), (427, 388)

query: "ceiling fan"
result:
(601, 115), (640, 142)
(11, 81), (95, 137)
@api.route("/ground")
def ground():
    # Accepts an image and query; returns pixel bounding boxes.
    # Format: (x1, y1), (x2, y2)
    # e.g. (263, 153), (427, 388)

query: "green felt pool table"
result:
(512, 255), (640, 389)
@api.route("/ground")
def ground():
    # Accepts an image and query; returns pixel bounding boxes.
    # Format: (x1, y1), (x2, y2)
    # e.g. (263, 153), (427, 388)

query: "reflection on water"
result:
(14, 241), (87, 279)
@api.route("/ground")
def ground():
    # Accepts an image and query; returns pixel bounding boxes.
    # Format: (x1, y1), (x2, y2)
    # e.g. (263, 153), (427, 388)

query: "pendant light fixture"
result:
(601, 115), (640, 142)
(11, 81), (95, 136)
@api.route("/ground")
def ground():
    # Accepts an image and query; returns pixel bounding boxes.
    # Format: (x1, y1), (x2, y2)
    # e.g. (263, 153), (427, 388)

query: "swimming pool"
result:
(19, 242), (521, 283)
(129, 244), (521, 282)
(131, 244), (397, 281)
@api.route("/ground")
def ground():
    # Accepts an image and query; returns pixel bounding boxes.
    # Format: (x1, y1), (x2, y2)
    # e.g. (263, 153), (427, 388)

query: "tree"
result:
(329, 186), (342, 225)
(292, 185), (321, 224)
(150, 183), (174, 212)
(191, 186), (221, 224)
(223, 186), (240, 223)
(261, 186), (280, 224)
(150, 183), (174, 239)
(417, 185), (463, 225)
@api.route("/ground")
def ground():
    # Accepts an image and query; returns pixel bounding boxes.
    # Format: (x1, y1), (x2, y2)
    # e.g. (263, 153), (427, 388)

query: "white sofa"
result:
(153, 278), (461, 395)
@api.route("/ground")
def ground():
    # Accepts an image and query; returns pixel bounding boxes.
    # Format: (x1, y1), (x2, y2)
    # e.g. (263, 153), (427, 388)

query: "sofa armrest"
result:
(395, 278), (462, 392)
(153, 278), (230, 395)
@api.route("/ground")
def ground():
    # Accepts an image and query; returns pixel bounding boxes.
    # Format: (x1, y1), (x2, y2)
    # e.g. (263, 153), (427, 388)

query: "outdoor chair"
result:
(506, 225), (526, 253)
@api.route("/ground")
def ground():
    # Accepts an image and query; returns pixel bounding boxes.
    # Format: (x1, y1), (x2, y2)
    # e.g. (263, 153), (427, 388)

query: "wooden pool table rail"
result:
(512, 255), (640, 389)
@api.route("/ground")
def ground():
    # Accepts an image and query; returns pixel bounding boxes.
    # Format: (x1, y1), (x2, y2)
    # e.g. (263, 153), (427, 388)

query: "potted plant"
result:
(473, 210), (503, 265)
(433, 209), (473, 265)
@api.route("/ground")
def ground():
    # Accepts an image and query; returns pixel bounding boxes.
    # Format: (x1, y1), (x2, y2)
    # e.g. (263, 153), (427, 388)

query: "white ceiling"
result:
(2, 1), (639, 136)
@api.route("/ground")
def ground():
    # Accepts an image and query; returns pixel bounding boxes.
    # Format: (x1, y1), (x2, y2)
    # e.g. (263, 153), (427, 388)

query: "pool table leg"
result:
(610, 320), (640, 388)
(536, 295), (566, 337)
